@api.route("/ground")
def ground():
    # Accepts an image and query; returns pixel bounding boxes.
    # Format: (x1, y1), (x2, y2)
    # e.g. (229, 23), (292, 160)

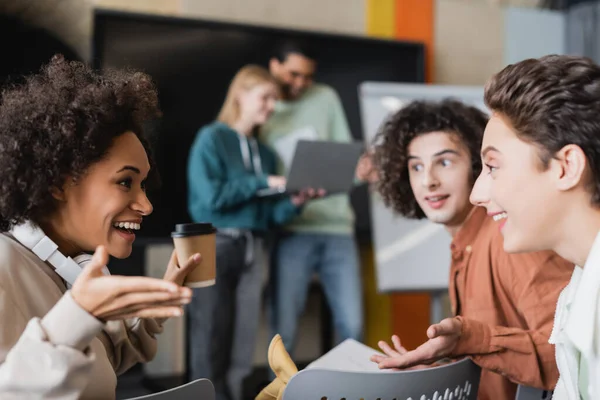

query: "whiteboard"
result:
(358, 82), (488, 292)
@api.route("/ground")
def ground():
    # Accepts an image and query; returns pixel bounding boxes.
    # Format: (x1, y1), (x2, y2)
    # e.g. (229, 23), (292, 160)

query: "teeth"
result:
(493, 212), (507, 222)
(428, 196), (447, 201)
(113, 222), (141, 230)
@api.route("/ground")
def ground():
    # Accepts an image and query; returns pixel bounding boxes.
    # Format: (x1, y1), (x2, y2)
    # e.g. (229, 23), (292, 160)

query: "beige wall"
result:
(0, 0), (540, 85)
(454, 0), (538, 7)
(434, 0), (539, 84)
(93, 0), (365, 36)
(91, 0), (518, 85)
(435, 0), (505, 84)
(93, 0), (182, 15)
(182, 0), (365, 36)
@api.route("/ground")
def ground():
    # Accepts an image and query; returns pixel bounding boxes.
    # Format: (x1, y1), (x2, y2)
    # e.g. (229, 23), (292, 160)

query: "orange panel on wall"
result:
(391, 293), (431, 350)
(365, 0), (434, 351)
(395, 0), (434, 83)
(390, 0), (435, 350)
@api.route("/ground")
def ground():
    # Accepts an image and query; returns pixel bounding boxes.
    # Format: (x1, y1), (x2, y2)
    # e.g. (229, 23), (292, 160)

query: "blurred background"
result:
(0, 0), (592, 398)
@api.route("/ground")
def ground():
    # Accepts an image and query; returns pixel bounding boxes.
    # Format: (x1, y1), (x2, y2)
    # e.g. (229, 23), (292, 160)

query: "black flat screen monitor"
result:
(93, 10), (425, 240)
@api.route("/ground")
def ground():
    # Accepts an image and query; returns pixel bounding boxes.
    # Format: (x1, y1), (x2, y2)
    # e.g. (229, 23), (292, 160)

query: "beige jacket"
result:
(0, 233), (164, 399)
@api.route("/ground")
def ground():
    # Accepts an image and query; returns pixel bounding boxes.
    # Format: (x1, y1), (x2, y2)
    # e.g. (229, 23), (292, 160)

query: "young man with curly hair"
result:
(0, 55), (199, 399)
(369, 99), (573, 400)
(471, 55), (600, 400)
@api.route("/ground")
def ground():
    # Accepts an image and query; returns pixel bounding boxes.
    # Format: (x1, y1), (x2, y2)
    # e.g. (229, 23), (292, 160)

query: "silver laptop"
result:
(256, 140), (364, 197)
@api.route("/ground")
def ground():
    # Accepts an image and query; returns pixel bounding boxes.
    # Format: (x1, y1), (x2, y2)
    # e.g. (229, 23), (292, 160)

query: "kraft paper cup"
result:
(172, 223), (216, 288)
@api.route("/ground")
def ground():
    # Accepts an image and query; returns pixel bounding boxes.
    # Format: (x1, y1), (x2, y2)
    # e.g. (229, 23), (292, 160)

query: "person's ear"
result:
(269, 58), (280, 74)
(50, 186), (66, 201)
(50, 177), (76, 202)
(552, 144), (587, 192)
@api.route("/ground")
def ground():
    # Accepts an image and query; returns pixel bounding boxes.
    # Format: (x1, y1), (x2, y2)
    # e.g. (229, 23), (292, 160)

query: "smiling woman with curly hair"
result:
(0, 54), (159, 232)
(0, 55), (201, 399)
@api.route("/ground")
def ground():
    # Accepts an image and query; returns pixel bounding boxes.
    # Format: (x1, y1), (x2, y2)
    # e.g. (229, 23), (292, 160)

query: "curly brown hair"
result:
(0, 54), (161, 232)
(372, 99), (488, 218)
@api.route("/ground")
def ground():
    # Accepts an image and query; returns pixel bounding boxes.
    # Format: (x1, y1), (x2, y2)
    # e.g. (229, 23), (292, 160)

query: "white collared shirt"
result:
(550, 231), (600, 399)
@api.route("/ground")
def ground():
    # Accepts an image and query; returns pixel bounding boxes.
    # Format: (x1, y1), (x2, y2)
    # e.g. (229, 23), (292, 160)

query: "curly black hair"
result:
(372, 99), (488, 219)
(0, 54), (161, 232)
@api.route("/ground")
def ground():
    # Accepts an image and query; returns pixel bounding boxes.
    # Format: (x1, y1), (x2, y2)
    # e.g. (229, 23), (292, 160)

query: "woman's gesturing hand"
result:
(71, 246), (193, 321)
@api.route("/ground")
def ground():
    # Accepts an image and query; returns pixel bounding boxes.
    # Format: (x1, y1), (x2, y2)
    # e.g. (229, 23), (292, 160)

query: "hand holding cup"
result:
(162, 249), (202, 287)
(172, 223), (217, 288)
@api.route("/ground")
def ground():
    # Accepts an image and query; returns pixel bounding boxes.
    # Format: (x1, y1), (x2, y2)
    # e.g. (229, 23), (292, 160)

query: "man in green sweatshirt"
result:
(260, 40), (364, 356)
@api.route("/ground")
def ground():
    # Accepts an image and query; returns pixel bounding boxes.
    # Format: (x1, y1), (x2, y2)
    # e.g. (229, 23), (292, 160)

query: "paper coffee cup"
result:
(171, 223), (217, 288)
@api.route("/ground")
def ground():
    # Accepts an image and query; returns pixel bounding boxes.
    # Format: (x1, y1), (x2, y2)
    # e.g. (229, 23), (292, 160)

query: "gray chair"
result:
(282, 357), (481, 400)
(127, 378), (215, 400)
(515, 385), (553, 400)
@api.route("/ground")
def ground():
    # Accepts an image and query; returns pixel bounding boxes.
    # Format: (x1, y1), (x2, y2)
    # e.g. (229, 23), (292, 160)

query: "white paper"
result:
(306, 339), (392, 373)
(272, 125), (318, 172)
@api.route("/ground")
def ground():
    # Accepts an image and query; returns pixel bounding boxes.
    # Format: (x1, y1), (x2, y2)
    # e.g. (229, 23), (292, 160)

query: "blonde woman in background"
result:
(187, 65), (319, 400)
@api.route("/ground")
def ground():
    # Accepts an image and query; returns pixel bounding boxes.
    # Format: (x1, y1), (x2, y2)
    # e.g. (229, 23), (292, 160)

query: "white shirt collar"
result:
(564, 230), (600, 355)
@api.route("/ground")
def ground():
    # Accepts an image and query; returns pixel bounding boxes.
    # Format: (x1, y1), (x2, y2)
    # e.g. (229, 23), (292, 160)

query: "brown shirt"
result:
(448, 207), (573, 400)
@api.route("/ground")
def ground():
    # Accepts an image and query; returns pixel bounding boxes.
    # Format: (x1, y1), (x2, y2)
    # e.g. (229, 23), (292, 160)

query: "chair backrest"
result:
(126, 378), (215, 400)
(282, 358), (481, 400)
(515, 385), (553, 400)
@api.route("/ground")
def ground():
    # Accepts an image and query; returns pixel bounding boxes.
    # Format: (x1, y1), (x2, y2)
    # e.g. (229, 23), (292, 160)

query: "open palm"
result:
(372, 318), (462, 370)
(71, 246), (193, 321)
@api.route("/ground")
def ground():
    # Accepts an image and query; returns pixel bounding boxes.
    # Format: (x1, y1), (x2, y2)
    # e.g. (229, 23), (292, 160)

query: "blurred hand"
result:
(378, 334), (408, 358)
(290, 188), (326, 206)
(370, 335), (426, 371)
(71, 246), (192, 321)
(268, 175), (287, 188)
(355, 153), (379, 184)
(163, 250), (202, 287)
(371, 318), (462, 370)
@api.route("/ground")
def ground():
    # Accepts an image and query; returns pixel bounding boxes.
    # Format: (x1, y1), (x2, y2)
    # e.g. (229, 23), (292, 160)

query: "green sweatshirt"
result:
(260, 84), (355, 235)
(187, 121), (300, 232)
